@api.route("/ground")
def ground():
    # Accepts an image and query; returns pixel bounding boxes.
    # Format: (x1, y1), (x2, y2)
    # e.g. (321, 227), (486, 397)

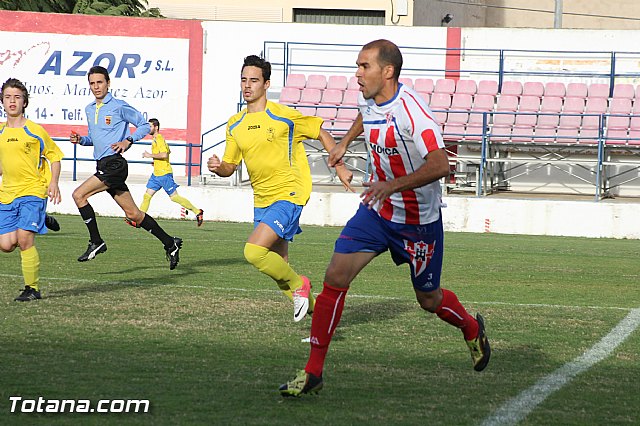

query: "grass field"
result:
(0, 215), (638, 425)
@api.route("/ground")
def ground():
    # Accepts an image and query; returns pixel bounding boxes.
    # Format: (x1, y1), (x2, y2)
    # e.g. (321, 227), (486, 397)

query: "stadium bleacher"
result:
(278, 73), (640, 148)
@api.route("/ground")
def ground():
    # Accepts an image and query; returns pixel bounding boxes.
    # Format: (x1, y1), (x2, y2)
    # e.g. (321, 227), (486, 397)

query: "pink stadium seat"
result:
(450, 93), (473, 111)
(609, 98), (632, 115)
(612, 83), (635, 100)
(279, 87), (301, 104)
(537, 113), (560, 129)
(496, 95), (518, 112)
(433, 111), (448, 126)
(443, 123), (466, 141)
(306, 74), (327, 90)
(491, 123), (512, 142)
(632, 102), (640, 115)
(299, 88), (322, 105)
(285, 74), (306, 89)
(465, 123), (486, 141)
(514, 113), (536, 127)
(606, 128), (629, 145)
(477, 80), (498, 96)
(472, 94), (495, 111)
(446, 110), (469, 124)
(493, 112), (515, 127)
(417, 92), (431, 104)
(414, 78), (434, 94)
(558, 114), (582, 130)
(606, 115), (630, 130)
(434, 78), (456, 94)
(534, 126), (557, 143)
(501, 81), (523, 96)
(296, 106), (316, 116)
(540, 96), (563, 113)
(455, 79), (477, 95)
(556, 127), (579, 144)
(581, 114), (602, 130)
(566, 83), (588, 99)
(519, 96), (541, 113)
(430, 93), (452, 110)
(468, 110), (489, 125)
(578, 127), (600, 144)
(563, 97), (585, 113)
(316, 106), (338, 121)
(628, 128), (640, 145)
(544, 82), (566, 98)
(321, 89), (344, 105)
(511, 126), (535, 143)
(327, 75), (348, 91)
(399, 77), (414, 89)
(585, 98), (607, 114)
(335, 107), (359, 122)
(630, 115), (640, 130)
(522, 82), (544, 98)
(342, 89), (360, 106)
(347, 76), (360, 90)
(588, 83), (609, 99)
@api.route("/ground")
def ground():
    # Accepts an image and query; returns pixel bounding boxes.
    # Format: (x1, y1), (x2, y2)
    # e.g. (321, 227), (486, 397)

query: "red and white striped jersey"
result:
(358, 83), (445, 225)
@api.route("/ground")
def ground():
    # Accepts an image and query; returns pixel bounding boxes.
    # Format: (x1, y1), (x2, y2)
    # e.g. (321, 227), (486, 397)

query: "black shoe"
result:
(196, 209), (204, 227)
(45, 215), (60, 232)
(466, 313), (491, 372)
(165, 237), (182, 270)
(78, 241), (107, 262)
(14, 286), (42, 301)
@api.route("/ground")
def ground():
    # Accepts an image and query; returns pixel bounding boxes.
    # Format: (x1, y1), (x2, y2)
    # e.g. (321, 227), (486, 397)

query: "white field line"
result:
(482, 308), (640, 426)
(0, 273), (633, 312)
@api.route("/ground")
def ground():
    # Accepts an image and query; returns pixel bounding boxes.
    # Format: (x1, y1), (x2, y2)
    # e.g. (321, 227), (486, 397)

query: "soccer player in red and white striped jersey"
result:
(280, 39), (491, 397)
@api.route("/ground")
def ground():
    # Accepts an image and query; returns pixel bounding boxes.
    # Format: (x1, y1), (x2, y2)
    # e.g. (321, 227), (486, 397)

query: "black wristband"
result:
(125, 136), (134, 152)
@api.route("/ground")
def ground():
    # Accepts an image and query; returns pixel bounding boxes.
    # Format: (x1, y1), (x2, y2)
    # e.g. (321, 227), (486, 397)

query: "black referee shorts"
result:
(95, 154), (129, 196)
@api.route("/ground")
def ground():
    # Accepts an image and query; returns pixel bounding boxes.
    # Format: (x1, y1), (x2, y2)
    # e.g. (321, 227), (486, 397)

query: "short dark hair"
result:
(242, 55), (271, 82)
(1, 78), (29, 111)
(362, 39), (403, 81)
(149, 118), (160, 130)
(88, 65), (110, 82)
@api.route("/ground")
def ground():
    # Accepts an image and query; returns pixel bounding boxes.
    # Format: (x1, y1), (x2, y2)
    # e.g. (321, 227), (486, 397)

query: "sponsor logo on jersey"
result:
(404, 239), (435, 277)
(247, 124), (260, 130)
(369, 143), (399, 156)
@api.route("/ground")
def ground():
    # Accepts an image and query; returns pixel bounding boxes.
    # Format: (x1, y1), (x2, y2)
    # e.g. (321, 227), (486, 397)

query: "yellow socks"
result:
(170, 194), (199, 215)
(140, 192), (152, 213)
(243, 243), (303, 291)
(20, 246), (40, 291)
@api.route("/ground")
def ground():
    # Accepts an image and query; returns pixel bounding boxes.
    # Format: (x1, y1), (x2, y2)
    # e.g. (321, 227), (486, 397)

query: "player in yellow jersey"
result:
(208, 55), (354, 322)
(0, 78), (63, 301)
(125, 118), (204, 227)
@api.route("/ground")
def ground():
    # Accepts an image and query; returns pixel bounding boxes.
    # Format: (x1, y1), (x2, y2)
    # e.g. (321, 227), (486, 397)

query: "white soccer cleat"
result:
(292, 276), (311, 322)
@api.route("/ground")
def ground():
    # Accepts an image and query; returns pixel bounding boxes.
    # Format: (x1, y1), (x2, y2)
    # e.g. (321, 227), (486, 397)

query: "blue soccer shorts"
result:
(146, 173), (179, 196)
(334, 204), (444, 292)
(0, 196), (48, 235)
(253, 200), (303, 242)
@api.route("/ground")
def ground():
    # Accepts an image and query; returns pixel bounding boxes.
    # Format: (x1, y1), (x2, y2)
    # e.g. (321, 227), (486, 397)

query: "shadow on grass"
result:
(332, 298), (415, 341)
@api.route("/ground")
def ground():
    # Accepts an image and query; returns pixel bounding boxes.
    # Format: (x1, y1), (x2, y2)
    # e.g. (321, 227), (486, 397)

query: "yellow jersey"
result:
(0, 120), (63, 204)
(223, 101), (322, 208)
(151, 133), (172, 176)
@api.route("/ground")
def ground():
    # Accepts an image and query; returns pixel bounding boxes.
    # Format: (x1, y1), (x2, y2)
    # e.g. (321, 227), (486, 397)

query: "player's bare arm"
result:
(317, 129), (355, 192)
(48, 160), (62, 204)
(329, 113), (363, 167)
(142, 151), (168, 160)
(207, 154), (237, 177)
(361, 148), (449, 209)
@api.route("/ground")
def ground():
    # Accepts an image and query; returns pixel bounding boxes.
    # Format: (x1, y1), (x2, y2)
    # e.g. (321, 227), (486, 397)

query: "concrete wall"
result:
(47, 179), (640, 239)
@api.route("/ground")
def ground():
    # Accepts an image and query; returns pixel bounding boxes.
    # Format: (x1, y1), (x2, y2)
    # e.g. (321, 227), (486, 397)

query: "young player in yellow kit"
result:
(126, 118), (204, 227)
(0, 78), (63, 301)
(208, 55), (353, 322)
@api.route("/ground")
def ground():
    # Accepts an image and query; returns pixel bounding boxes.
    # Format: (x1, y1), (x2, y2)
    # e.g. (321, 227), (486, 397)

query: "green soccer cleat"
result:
(466, 313), (491, 372)
(279, 369), (323, 397)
